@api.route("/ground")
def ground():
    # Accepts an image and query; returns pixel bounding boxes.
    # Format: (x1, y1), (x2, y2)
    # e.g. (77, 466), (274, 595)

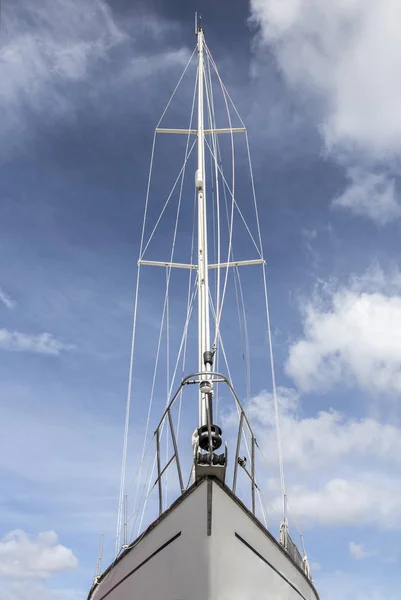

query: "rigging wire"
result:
(156, 46), (197, 129)
(204, 44), (251, 426)
(120, 134), (195, 550)
(207, 317), (278, 526)
(202, 57), (284, 524)
(204, 42), (236, 351)
(116, 35), (290, 559)
(176, 188), (197, 438)
(204, 51), (222, 418)
(140, 139), (196, 259)
(256, 487), (268, 528)
(131, 279), (197, 539)
(133, 452), (158, 538)
(203, 58), (251, 427)
(119, 43), (196, 516)
(205, 43), (287, 523)
(208, 290), (253, 454)
(204, 137), (261, 256)
(125, 431), (156, 495)
(212, 116), (252, 417)
(203, 84), (251, 420)
(118, 51), (198, 553)
(262, 262), (287, 521)
(165, 269), (170, 509)
(285, 496), (311, 562)
(127, 475), (157, 530)
(235, 266), (252, 407)
(131, 72), (198, 530)
(115, 120), (157, 554)
(244, 129), (288, 520)
(204, 47), (221, 350)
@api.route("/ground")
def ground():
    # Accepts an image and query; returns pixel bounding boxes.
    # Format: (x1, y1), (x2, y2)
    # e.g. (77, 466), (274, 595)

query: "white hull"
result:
(89, 477), (319, 600)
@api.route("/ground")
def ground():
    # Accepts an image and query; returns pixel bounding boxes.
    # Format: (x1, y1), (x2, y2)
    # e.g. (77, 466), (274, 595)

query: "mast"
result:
(196, 20), (212, 429)
(195, 18), (223, 458)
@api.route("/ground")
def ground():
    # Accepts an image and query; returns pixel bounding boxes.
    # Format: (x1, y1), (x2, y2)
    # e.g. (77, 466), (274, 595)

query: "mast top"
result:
(195, 12), (203, 33)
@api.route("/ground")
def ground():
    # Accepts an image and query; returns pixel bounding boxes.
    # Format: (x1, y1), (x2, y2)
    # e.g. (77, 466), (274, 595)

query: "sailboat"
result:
(87, 18), (320, 600)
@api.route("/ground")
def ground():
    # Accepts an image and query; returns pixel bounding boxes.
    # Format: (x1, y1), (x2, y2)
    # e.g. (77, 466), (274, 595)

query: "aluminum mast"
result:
(195, 20), (222, 454)
(196, 23), (210, 426)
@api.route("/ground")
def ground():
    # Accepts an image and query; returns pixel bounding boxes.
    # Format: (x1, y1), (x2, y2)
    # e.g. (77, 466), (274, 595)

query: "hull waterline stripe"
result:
(235, 533), (309, 600)
(95, 532), (182, 600)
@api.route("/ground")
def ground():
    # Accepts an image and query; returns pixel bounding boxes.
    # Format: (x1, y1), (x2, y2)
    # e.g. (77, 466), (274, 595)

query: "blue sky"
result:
(1, 1), (401, 599)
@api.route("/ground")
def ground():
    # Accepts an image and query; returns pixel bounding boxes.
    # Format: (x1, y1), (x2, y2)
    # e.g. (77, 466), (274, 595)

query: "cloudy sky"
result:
(1, 1), (401, 599)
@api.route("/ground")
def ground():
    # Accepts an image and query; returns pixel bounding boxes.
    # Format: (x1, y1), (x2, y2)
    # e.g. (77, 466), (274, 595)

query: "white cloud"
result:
(0, 583), (84, 600)
(1, 0), (124, 133)
(225, 388), (401, 528)
(126, 47), (191, 81)
(282, 478), (401, 527)
(0, 330), (74, 355)
(0, 530), (77, 580)
(0, 1), (190, 146)
(301, 229), (317, 242)
(250, 0), (401, 158)
(349, 541), (373, 560)
(250, 0), (401, 222)
(226, 385), (401, 527)
(286, 267), (401, 394)
(243, 388), (401, 471)
(333, 169), (401, 225)
(0, 289), (15, 310)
